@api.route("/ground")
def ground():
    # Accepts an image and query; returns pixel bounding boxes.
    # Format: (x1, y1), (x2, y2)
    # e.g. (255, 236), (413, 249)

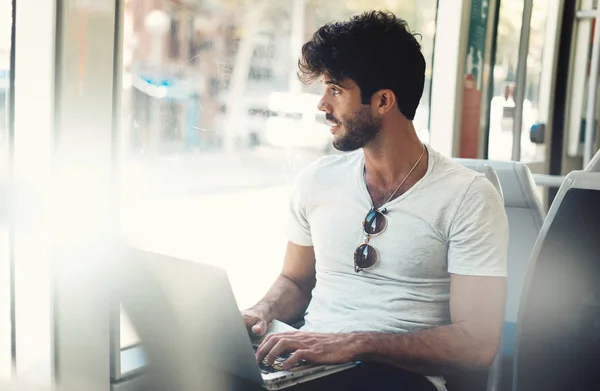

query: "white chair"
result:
(513, 170), (600, 391)
(456, 159), (544, 322)
(454, 160), (504, 196)
(584, 149), (600, 172)
(455, 159), (545, 391)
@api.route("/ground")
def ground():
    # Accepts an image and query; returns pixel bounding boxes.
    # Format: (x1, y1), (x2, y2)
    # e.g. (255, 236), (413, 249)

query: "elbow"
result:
(452, 347), (496, 372)
(473, 346), (498, 369)
(459, 328), (501, 369)
(467, 338), (500, 369)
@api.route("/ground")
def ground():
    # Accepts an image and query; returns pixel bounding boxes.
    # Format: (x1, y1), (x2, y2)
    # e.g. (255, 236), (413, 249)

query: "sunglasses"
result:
(354, 207), (388, 272)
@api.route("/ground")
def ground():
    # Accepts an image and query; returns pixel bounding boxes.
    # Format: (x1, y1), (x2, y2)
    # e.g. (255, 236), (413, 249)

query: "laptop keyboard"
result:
(253, 346), (310, 374)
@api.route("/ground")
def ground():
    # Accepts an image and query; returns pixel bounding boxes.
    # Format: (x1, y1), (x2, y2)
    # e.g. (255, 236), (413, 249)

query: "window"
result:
(0, 0), (11, 380)
(119, 0), (438, 354)
(487, 0), (550, 162)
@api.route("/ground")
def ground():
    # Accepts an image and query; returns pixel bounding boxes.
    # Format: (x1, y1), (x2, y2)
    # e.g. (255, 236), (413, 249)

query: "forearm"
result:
(252, 274), (312, 325)
(352, 324), (497, 375)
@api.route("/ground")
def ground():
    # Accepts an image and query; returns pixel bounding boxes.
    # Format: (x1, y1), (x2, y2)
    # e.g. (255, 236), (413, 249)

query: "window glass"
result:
(0, 0), (12, 379)
(119, 0), (438, 348)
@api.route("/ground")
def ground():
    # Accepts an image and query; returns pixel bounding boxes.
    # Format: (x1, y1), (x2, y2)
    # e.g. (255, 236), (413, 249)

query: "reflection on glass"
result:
(120, 305), (139, 349)
(487, 0), (549, 163)
(0, 0), (11, 379)
(119, 0), (437, 348)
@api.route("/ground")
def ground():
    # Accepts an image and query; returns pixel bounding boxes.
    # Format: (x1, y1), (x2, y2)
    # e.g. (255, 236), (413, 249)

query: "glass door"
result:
(564, 0), (600, 171)
(487, 0), (559, 175)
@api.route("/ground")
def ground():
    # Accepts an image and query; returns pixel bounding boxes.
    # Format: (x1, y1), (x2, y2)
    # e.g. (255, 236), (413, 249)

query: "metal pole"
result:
(584, 8), (600, 166)
(109, 0), (124, 381)
(512, 0), (533, 161)
(8, 0), (16, 377)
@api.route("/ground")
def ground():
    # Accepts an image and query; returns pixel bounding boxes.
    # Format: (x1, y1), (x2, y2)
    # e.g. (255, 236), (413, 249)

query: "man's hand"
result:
(255, 331), (358, 370)
(241, 306), (272, 337)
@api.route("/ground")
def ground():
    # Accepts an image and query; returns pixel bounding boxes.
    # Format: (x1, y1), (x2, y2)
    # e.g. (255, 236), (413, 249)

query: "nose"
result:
(317, 95), (331, 114)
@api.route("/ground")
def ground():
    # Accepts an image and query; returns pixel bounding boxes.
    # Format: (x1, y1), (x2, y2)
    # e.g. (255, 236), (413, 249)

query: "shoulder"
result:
(424, 146), (505, 218)
(426, 147), (494, 194)
(431, 149), (486, 182)
(450, 172), (507, 231)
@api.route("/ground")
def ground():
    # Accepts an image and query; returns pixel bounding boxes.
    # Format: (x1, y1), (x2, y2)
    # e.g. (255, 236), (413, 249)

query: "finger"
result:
(257, 334), (299, 366)
(256, 331), (294, 360)
(251, 318), (268, 336)
(283, 349), (311, 370)
(242, 314), (256, 329)
(255, 334), (280, 364)
(257, 332), (274, 351)
(265, 338), (297, 367)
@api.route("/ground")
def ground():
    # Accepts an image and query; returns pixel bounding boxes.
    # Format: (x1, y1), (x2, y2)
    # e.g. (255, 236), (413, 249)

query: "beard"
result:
(329, 106), (382, 152)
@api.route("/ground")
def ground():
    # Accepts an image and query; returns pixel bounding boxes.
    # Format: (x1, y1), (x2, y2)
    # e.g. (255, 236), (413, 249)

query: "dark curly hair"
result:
(298, 10), (425, 120)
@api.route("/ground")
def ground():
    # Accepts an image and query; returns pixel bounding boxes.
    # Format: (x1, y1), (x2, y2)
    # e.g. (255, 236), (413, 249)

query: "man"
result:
(242, 10), (508, 391)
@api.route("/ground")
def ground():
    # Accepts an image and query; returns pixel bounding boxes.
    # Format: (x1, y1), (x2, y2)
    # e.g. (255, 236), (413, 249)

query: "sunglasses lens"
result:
(354, 243), (378, 270)
(363, 210), (387, 235)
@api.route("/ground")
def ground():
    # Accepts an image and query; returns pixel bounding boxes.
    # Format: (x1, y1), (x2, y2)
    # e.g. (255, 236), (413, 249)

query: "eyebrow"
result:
(324, 80), (345, 89)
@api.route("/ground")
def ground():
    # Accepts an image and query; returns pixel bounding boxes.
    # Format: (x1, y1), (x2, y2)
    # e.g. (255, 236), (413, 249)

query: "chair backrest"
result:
(454, 159), (503, 196)
(455, 159), (544, 328)
(455, 159), (545, 391)
(513, 171), (600, 391)
(584, 149), (600, 172)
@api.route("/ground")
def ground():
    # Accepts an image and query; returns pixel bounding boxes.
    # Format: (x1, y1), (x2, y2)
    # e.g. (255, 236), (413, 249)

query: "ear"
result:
(372, 89), (397, 115)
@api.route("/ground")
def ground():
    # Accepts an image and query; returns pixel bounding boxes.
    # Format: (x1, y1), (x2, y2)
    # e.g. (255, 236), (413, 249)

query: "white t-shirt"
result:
(286, 144), (509, 334)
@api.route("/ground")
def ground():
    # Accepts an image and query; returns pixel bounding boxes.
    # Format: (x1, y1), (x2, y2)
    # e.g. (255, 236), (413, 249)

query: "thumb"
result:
(251, 319), (267, 336)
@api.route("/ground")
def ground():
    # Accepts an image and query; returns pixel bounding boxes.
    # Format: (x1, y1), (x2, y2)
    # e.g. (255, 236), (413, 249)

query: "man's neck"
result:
(362, 122), (426, 189)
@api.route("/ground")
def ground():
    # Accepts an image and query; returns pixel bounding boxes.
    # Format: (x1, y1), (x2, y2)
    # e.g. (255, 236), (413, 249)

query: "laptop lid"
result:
(114, 245), (264, 391)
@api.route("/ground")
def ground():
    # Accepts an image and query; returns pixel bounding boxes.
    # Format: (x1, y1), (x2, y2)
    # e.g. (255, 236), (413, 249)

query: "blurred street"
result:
(120, 146), (325, 198)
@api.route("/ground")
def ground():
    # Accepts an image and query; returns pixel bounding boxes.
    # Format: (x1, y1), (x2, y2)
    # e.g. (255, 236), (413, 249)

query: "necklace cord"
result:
(364, 143), (426, 208)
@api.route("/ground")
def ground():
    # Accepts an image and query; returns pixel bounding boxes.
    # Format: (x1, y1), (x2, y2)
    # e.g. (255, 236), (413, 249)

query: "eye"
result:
(330, 87), (341, 96)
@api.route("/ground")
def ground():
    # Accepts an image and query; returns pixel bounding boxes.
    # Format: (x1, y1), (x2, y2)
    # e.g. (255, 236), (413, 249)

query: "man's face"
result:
(317, 76), (382, 152)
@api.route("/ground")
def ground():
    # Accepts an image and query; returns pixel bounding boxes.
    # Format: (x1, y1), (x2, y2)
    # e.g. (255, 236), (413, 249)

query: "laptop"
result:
(115, 246), (357, 390)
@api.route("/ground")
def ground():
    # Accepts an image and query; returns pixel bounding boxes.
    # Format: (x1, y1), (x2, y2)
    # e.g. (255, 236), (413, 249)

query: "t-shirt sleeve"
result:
(284, 167), (314, 247)
(447, 175), (509, 276)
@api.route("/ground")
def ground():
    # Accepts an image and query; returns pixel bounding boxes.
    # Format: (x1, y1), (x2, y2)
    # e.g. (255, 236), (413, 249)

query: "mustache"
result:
(326, 114), (340, 124)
